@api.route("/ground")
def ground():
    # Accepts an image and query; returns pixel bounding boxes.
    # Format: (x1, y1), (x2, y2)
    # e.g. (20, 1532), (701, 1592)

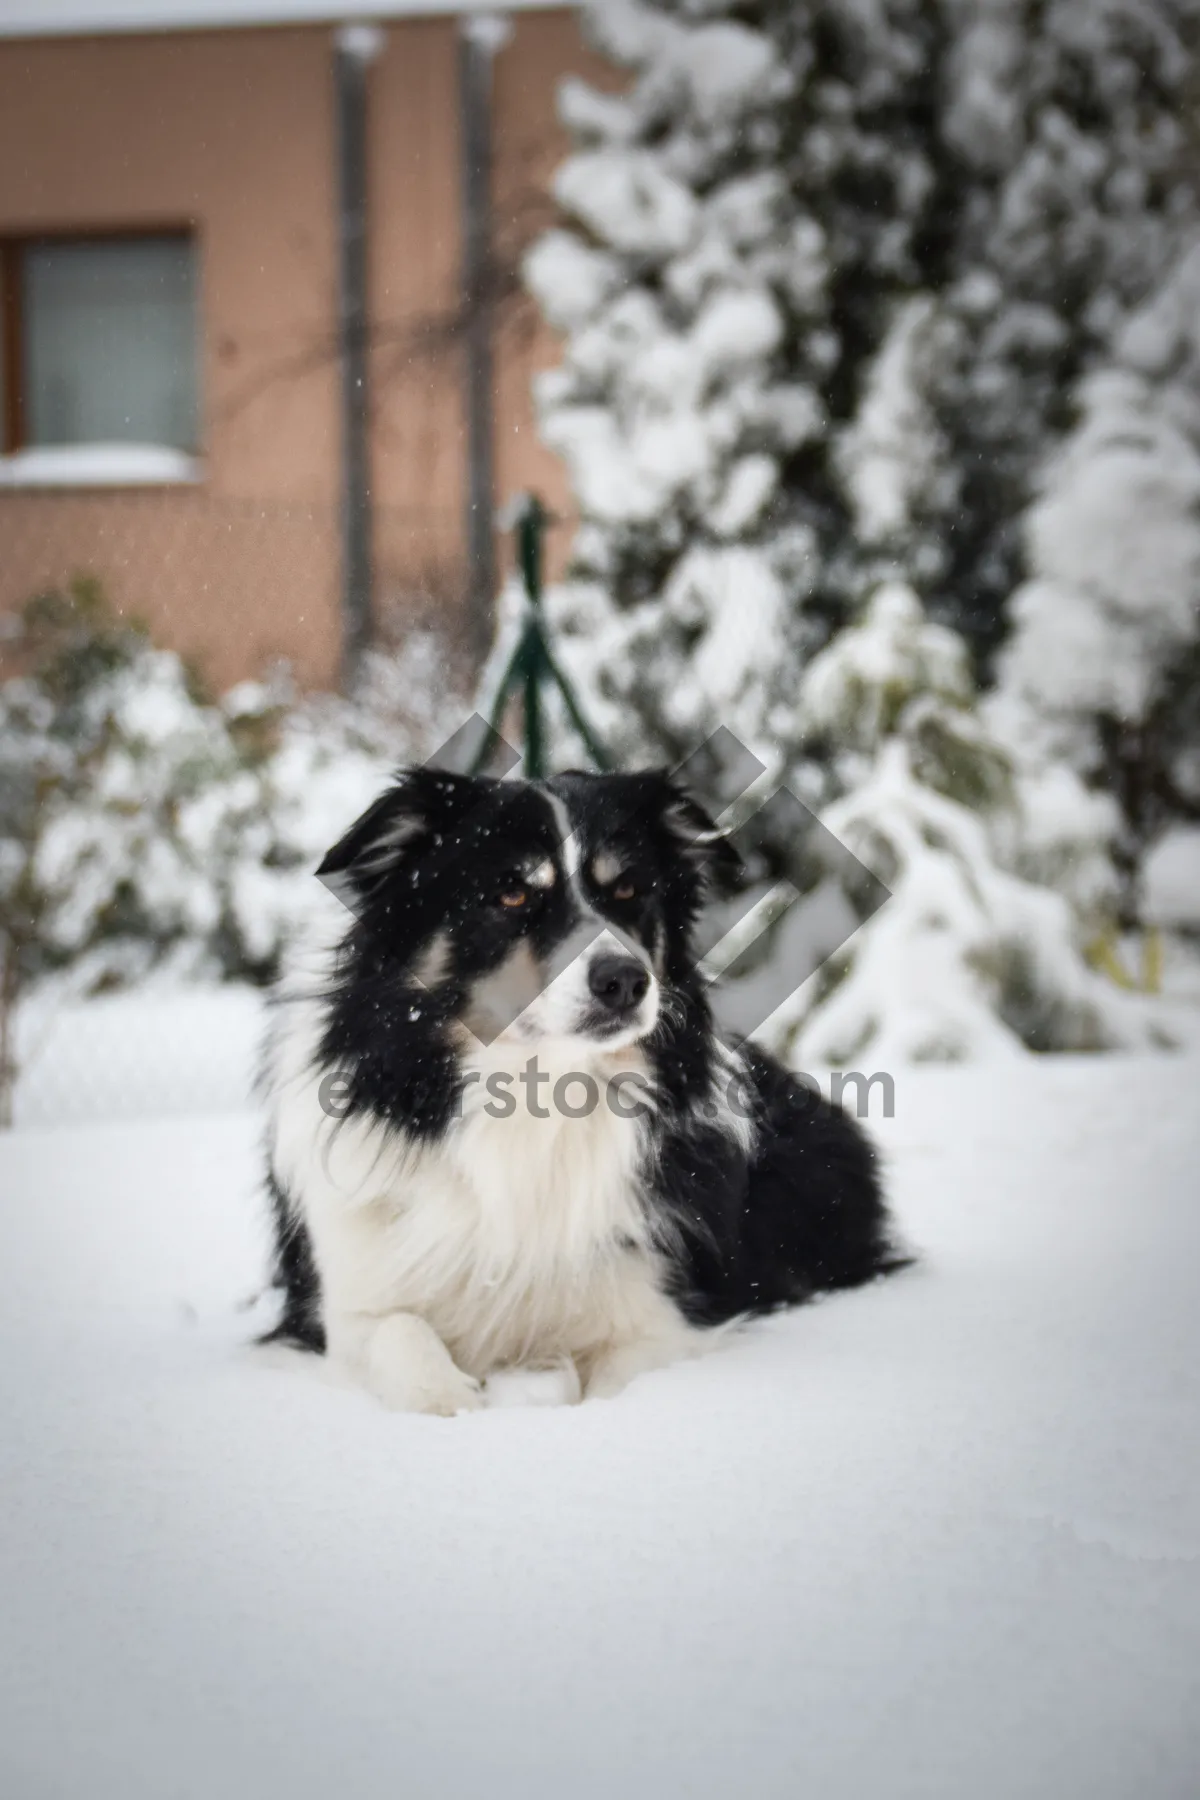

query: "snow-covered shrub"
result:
(754, 585), (1164, 1064)
(0, 583), (230, 1006)
(0, 582), (236, 1116)
(996, 238), (1200, 922)
(0, 581), (463, 1116)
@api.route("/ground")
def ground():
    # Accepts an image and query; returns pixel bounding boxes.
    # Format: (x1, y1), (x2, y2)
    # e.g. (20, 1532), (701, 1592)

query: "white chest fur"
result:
(269, 1019), (697, 1387)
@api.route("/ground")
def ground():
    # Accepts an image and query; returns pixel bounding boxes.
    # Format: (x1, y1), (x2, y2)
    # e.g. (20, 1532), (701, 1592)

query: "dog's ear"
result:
(316, 779), (427, 897)
(317, 767), (493, 908)
(318, 766), (501, 902)
(657, 777), (744, 894)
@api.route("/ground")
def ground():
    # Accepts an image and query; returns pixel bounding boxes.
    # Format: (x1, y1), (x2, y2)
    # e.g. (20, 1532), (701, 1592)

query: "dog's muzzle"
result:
(587, 954), (650, 1017)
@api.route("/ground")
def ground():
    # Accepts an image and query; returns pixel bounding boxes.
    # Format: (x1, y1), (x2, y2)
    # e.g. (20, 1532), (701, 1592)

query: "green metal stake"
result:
(471, 493), (610, 778)
(520, 498), (546, 777)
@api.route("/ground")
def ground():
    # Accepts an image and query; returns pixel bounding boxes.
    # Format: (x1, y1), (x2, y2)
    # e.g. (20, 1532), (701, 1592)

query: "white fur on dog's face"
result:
(494, 794), (659, 1050)
(510, 924), (660, 1050)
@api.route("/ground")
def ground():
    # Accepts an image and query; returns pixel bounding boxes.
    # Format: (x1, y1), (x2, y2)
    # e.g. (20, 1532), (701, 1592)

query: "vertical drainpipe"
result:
(334, 22), (383, 689)
(459, 13), (511, 662)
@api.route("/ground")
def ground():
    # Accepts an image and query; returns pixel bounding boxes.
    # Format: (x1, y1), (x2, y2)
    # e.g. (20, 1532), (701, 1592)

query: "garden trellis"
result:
(470, 494), (609, 780)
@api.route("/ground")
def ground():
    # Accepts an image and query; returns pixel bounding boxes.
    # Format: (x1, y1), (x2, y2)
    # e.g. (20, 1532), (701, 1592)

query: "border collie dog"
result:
(262, 767), (903, 1413)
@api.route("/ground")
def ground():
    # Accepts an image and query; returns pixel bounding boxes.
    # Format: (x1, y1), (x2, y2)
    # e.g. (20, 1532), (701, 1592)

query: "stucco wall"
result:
(0, 10), (611, 689)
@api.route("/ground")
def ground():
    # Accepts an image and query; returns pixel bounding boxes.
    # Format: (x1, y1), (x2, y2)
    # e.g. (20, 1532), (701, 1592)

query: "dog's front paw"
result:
(373, 1364), (482, 1417)
(363, 1312), (483, 1416)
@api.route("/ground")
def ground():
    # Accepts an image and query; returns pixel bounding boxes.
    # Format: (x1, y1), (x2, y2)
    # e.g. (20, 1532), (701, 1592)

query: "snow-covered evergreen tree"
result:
(995, 236), (1200, 925)
(526, 0), (948, 779)
(758, 583), (1162, 1062)
(529, 0), (1198, 721)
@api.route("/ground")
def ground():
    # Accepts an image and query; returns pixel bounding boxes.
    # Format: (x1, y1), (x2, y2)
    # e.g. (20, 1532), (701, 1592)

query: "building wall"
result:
(0, 10), (612, 690)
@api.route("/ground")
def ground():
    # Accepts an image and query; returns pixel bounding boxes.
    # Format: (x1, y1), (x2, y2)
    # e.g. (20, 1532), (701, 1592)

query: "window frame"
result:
(0, 222), (200, 459)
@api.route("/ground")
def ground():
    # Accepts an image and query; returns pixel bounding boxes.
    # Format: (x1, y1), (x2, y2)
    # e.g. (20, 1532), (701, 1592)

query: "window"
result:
(1, 233), (199, 465)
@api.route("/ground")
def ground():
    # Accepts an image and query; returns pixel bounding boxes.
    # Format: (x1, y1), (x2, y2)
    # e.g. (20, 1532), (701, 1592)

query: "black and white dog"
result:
(262, 766), (904, 1412)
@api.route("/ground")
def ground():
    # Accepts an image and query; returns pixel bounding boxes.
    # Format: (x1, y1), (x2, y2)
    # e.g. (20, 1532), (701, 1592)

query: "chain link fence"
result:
(0, 486), (475, 688)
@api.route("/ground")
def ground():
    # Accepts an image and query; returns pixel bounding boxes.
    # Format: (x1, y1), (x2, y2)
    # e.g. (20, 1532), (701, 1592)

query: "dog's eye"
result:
(612, 878), (638, 901)
(498, 886), (528, 909)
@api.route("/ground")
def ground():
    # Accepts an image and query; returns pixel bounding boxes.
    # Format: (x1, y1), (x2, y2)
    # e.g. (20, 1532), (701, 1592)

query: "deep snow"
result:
(1, 1051), (1197, 1798)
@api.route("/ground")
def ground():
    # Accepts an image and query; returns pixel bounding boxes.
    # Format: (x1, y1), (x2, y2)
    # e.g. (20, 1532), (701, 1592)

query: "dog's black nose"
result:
(588, 954), (649, 1013)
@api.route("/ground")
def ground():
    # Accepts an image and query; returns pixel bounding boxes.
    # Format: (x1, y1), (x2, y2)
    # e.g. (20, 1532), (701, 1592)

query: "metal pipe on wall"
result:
(333, 21), (383, 688)
(459, 14), (510, 663)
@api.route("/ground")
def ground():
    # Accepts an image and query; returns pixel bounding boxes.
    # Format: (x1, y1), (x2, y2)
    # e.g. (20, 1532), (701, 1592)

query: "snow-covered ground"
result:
(10, 984), (265, 1128)
(1, 1036), (1197, 1798)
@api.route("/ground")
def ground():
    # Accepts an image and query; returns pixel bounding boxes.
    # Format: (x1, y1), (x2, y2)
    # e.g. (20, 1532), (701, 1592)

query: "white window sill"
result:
(0, 445), (203, 489)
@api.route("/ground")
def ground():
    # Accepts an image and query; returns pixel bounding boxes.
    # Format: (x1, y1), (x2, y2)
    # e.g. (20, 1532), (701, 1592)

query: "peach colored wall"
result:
(0, 11), (611, 691)
(0, 27), (344, 686)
